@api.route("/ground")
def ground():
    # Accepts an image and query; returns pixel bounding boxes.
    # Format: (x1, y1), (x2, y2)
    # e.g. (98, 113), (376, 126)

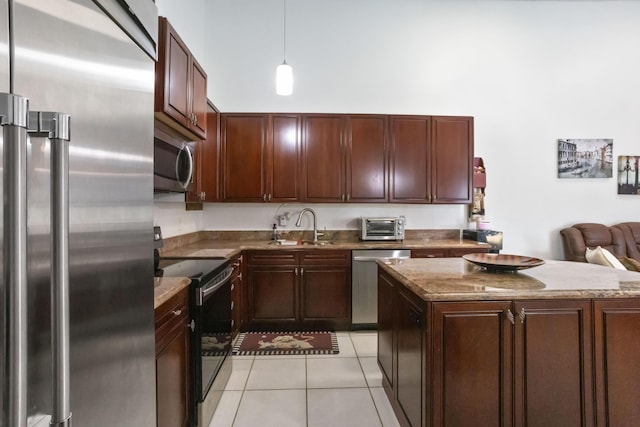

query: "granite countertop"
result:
(160, 238), (489, 259)
(378, 258), (640, 301)
(154, 276), (191, 309)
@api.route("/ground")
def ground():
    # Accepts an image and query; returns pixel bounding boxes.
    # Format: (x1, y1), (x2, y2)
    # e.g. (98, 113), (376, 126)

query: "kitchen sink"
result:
(300, 240), (334, 246)
(269, 240), (333, 246)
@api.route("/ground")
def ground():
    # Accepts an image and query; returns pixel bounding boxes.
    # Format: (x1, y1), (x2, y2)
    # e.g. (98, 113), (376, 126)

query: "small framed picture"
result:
(617, 156), (640, 195)
(557, 139), (613, 178)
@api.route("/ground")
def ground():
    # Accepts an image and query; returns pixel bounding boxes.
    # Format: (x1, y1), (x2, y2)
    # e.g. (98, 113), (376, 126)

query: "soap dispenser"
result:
(272, 224), (278, 241)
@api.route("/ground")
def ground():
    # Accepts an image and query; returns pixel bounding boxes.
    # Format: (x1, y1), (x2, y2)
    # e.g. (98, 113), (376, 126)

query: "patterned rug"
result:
(232, 331), (339, 356)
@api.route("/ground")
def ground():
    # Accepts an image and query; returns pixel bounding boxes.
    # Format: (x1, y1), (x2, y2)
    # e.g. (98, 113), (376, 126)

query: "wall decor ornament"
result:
(617, 156), (640, 195)
(557, 139), (613, 178)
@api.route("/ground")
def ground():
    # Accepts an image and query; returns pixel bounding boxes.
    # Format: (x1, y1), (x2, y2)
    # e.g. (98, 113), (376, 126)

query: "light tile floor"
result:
(208, 331), (401, 427)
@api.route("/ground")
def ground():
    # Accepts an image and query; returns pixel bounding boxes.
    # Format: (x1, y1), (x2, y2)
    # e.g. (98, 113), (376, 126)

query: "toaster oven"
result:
(360, 217), (406, 241)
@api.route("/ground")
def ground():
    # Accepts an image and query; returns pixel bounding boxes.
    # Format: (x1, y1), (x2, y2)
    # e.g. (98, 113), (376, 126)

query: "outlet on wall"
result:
(278, 214), (288, 226)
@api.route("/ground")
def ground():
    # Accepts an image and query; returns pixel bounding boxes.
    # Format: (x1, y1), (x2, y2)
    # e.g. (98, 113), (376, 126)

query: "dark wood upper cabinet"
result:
(389, 115), (473, 204)
(221, 114), (269, 202)
(301, 115), (345, 202)
(346, 115), (388, 202)
(199, 101), (221, 202)
(221, 113), (299, 202)
(155, 17), (207, 141)
(431, 116), (473, 204)
(270, 114), (301, 202)
(389, 116), (431, 202)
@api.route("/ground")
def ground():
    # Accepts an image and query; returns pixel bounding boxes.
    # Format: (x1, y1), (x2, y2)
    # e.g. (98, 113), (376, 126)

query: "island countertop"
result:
(378, 258), (640, 301)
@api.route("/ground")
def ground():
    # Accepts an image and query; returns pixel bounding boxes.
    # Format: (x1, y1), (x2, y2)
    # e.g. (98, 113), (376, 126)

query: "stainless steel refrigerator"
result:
(1, 1), (158, 426)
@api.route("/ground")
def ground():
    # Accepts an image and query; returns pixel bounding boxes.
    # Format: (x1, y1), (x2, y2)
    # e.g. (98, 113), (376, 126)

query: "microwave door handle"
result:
(1, 93), (30, 427)
(28, 111), (73, 427)
(176, 144), (193, 190)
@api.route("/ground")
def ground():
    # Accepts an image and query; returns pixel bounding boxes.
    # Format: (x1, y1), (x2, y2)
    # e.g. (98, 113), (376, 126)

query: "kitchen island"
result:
(377, 258), (640, 427)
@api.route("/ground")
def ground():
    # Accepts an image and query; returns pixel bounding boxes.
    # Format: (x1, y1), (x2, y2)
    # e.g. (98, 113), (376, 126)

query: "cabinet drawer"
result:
(412, 248), (448, 258)
(155, 288), (188, 353)
(246, 250), (297, 265)
(300, 250), (350, 266)
(448, 247), (489, 257)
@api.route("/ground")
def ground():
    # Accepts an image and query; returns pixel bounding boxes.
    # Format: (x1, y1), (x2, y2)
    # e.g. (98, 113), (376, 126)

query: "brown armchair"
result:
(559, 223), (628, 262)
(613, 222), (640, 261)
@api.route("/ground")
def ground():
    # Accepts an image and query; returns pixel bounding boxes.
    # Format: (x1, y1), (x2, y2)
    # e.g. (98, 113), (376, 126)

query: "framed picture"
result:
(557, 139), (613, 178)
(617, 156), (640, 195)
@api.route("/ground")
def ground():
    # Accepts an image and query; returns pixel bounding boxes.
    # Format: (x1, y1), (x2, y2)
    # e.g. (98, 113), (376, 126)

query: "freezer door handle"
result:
(29, 110), (73, 427)
(1, 93), (30, 427)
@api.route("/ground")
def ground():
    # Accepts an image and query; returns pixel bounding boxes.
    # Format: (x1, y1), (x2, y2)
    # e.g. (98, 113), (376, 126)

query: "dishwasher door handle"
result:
(353, 256), (411, 262)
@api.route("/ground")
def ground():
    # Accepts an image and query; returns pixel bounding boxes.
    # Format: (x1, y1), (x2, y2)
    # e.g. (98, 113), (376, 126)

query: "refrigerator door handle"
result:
(1, 93), (30, 427)
(28, 111), (73, 427)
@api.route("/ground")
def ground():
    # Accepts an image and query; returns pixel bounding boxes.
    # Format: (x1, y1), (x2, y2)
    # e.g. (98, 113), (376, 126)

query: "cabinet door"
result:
(389, 116), (431, 203)
(189, 58), (208, 139)
(155, 18), (190, 129)
(222, 114), (269, 201)
(300, 265), (351, 329)
(378, 272), (395, 389)
(396, 289), (424, 427)
(301, 115), (344, 202)
(247, 266), (298, 323)
(593, 299), (640, 427)
(431, 116), (473, 204)
(514, 300), (593, 427)
(345, 115), (387, 202)
(199, 102), (221, 202)
(270, 114), (300, 201)
(432, 301), (513, 427)
(155, 289), (190, 427)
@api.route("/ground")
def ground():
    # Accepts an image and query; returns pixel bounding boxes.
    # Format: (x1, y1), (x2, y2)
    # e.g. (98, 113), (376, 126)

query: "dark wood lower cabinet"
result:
(514, 300), (593, 427)
(155, 288), (190, 427)
(432, 301), (512, 427)
(245, 250), (351, 330)
(593, 299), (640, 427)
(379, 269), (634, 427)
(396, 289), (425, 427)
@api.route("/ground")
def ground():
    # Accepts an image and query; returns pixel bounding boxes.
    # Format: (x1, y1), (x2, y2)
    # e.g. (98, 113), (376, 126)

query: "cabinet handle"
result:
(231, 301), (234, 311)
(347, 194), (350, 201)
(188, 319), (195, 332)
(300, 268), (304, 276)
(238, 273), (242, 281)
(519, 308), (526, 324)
(268, 194), (272, 201)
(231, 283), (235, 291)
(263, 194), (267, 202)
(194, 115), (198, 126)
(507, 309), (515, 325)
(295, 267), (299, 276)
(172, 309), (182, 316)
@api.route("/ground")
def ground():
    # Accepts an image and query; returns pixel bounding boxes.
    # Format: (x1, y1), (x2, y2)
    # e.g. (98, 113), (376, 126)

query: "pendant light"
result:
(276, 0), (293, 96)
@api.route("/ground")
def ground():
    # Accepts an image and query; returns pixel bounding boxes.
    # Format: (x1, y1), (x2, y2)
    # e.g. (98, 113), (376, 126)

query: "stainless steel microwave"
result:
(154, 121), (194, 193)
(360, 217), (406, 241)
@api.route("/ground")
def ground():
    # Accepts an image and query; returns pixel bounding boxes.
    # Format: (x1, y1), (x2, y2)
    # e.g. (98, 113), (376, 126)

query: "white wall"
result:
(155, 0), (640, 260)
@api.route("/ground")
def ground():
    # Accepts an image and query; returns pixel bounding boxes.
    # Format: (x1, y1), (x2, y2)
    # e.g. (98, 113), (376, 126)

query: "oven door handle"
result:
(196, 267), (234, 306)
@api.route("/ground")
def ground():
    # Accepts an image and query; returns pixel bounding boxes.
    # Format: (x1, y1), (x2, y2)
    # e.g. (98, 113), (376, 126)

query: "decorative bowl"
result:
(462, 253), (545, 273)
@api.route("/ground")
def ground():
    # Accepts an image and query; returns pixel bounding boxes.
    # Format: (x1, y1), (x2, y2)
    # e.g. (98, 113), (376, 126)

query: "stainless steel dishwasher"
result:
(352, 249), (411, 329)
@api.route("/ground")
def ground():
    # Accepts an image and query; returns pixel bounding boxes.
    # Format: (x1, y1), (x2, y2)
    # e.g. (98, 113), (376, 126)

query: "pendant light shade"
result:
(276, 61), (293, 96)
(276, 0), (293, 96)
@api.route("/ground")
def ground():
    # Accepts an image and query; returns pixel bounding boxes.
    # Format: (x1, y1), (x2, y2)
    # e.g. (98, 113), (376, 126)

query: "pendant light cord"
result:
(282, 0), (287, 62)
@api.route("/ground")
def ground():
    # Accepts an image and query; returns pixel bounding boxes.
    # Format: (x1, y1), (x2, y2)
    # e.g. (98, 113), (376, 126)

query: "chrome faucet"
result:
(295, 208), (321, 243)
